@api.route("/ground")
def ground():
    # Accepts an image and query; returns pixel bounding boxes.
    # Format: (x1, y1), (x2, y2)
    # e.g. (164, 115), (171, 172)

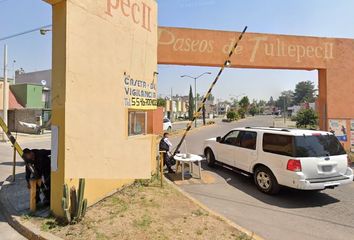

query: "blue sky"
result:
(1, 0), (354, 101)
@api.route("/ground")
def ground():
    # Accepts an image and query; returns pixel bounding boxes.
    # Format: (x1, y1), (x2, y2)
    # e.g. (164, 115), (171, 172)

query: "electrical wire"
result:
(0, 24), (52, 42)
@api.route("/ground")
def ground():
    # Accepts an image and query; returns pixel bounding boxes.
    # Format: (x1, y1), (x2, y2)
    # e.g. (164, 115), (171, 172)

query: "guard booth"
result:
(44, 0), (161, 216)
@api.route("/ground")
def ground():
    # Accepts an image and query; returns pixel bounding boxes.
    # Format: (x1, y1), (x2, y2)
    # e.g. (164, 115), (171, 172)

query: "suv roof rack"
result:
(244, 126), (291, 132)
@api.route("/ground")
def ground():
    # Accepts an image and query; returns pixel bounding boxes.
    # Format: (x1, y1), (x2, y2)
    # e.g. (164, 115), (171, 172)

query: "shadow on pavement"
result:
(200, 161), (340, 209)
(1, 173), (32, 216)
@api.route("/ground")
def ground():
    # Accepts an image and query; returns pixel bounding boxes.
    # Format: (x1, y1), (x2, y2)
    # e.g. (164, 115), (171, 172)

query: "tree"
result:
(249, 104), (258, 116)
(258, 100), (266, 114)
(157, 98), (166, 107)
(258, 100), (267, 106)
(275, 90), (294, 109)
(294, 81), (316, 105)
(267, 96), (275, 106)
(239, 96), (250, 111)
(294, 108), (318, 129)
(196, 93), (200, 101)
(188, 85), (194, 120)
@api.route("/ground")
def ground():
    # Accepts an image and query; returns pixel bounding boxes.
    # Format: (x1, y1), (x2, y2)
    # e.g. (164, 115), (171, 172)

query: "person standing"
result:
(159, 132), (175, 173)
(23, 148), (51, 206)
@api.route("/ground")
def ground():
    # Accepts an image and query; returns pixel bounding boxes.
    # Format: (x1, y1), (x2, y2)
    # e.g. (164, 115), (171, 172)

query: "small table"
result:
(174, 154), (203, 180)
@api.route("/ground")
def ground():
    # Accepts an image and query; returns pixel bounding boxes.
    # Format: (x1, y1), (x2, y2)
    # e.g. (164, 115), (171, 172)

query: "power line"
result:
(0, 24), (52, 42)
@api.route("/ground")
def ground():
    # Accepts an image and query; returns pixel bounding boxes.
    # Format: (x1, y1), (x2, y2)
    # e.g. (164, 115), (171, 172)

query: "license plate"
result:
(322, 166), (332, 172)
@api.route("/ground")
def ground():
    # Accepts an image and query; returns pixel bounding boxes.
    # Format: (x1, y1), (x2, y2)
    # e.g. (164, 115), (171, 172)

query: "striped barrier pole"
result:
(173, 26), (248, 156)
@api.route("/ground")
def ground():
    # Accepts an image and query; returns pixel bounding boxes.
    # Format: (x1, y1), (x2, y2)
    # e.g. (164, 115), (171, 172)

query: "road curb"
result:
(164, 177), (265, 240)
(0, 177), (63, 240)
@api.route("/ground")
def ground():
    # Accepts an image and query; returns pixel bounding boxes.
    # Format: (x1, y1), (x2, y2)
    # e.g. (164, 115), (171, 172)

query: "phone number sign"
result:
(123, 73), (157, 110)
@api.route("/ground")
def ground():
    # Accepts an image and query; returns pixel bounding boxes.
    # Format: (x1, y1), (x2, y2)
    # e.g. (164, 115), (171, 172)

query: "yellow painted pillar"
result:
(50, 0), (67, 216)
(45, 0), (158, 216)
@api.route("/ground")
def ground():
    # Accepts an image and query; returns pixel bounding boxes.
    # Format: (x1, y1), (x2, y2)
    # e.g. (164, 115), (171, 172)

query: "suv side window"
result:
(239, 131), (257, 150)
(222, 130), (240, 146)
(263, 133), (294, 156)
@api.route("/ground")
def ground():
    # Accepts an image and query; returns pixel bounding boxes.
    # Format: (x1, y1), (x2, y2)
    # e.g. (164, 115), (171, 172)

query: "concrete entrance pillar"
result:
(44, 0), (158, 216)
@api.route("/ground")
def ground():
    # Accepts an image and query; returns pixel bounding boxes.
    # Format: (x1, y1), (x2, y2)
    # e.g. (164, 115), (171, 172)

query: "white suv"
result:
(203, 127), (353, 194)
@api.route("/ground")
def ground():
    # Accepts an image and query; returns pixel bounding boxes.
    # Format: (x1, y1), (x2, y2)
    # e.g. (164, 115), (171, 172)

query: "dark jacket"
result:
(159, 138), (170, 152)
(25, 149), (51, 183)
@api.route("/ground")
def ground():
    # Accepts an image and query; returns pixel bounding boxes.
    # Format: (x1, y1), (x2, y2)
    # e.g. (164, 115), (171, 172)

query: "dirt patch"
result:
(28, 178), (251, 240)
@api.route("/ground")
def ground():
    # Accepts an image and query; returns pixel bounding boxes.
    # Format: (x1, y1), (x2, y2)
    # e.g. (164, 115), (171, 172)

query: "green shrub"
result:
(226, 111), (237, 121)
(206, 120), (215, 125)
(237, 108), (246, 119)
(294, 108), (318, 129)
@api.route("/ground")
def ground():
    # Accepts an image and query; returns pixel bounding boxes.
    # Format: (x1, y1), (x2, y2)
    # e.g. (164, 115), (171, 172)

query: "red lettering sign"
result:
(105, 0), (152, 32)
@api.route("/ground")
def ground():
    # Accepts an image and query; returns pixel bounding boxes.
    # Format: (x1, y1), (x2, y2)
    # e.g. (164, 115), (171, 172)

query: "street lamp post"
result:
(12, 60), (16, 84)
(181, 72), (211, 127)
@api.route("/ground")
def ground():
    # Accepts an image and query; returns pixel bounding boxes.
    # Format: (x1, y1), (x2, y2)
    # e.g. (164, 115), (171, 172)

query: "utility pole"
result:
(12, 60), (16, 84)
(194, 77), (197, 128)
(2, 44), (9, 142)
(283, 97), (286, 125)
(170, 88), (173, 123)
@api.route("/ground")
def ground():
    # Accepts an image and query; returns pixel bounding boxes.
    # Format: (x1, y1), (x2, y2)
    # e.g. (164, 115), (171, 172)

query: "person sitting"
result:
(159, 132), (175, 173)
(23, 148), (51, 206)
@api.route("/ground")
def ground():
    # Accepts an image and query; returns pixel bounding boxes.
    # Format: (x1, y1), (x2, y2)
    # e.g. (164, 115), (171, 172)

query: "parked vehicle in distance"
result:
(203, 127), (353, 194)
(163, 118), (172, 131)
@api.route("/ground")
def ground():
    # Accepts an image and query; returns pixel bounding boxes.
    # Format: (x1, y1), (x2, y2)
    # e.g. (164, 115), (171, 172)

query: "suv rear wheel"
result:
(254, 166), (280, 194)
(205, 148), (216, 167)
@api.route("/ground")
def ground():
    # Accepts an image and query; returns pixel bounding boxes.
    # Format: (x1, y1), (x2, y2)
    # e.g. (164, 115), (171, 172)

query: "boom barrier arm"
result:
(173, 26), (248, 156)
(0, 117), (23, 157)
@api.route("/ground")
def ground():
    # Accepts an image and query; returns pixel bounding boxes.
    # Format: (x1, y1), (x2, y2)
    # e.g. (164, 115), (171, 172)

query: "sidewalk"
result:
(1, 173), (30, 216)
(0, 172), (56, 240)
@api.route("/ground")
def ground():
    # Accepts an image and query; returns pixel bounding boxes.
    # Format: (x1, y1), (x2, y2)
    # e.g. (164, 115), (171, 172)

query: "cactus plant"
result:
(70, 187), (77, 217)
(76, 178), (85, 220)
(61, 179), (87, 224)
(81, 199), (88, 218)
(62, 184), (71, 223)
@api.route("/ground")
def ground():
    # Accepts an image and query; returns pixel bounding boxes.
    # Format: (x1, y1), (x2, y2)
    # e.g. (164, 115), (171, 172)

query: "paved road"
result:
(0, 137), (50, 240)
(171, 116), (354, 240)
(171, 118), (223, 131)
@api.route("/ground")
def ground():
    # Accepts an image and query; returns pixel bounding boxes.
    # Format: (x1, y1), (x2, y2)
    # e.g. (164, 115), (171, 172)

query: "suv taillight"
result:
(287, 159), (302, 172)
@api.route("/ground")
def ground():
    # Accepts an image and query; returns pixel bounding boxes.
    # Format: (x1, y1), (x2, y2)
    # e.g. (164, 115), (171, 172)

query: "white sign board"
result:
(51, 125), (58, 172)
